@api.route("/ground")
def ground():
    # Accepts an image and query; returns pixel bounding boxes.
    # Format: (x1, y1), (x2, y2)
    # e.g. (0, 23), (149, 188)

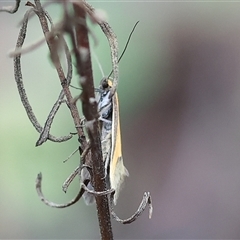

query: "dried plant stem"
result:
(110, 192), (153, 224)
(62, 166), (80, 193)
(36, 172), (88, 208)
(14, 9), (72, 143)
(33, 0), (85, 142)
(36, 8), (75, 144)
(36, 90), (68, 146)
(71, 3), (113, 239)
(81, 182), (115, 196)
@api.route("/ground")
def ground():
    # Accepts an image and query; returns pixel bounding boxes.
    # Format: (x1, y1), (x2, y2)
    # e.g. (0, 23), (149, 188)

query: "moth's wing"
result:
(110, 92), (129, 205)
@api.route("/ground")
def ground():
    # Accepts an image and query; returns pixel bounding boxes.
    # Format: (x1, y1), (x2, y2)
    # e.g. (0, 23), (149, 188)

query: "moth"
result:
(81, 22), (140, 205)
(82, 78), (129, 205)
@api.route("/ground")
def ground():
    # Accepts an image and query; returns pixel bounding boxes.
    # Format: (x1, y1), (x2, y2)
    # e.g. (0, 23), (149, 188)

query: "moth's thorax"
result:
(96, 78), (113, 119)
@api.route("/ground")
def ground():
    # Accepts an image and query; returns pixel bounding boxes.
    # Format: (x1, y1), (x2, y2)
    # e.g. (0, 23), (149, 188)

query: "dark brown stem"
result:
(72, 4), (113, 240)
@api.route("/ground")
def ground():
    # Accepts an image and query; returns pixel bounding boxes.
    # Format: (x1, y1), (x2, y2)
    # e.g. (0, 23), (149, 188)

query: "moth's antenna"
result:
(108, 21), (139, 78)
(70, 51), (105, 91)
(70, 21), (139, 91)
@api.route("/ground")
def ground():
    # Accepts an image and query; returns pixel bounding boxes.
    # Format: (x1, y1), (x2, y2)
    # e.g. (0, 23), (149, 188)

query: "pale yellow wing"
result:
(110, 91), (129, 205)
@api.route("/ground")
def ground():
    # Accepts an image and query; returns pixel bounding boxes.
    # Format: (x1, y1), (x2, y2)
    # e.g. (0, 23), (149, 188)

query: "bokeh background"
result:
(1, 1), (240, 239)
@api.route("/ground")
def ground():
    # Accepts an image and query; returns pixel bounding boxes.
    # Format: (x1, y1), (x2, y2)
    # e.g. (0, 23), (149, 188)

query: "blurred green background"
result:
(1, 1), (240, 239)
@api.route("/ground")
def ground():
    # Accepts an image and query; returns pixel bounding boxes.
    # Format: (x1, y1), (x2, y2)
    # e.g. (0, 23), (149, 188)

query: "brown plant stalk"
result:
(71, 4), (114, 239)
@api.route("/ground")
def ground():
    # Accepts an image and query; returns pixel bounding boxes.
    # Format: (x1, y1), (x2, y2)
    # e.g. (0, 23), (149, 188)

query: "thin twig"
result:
(62, 166), (80, 193)
(81, 182), (115, 196)
(14, 9), (71, 143)
(35, 90), (72, 146)
(36, 15), (73, 146)
(110, 192), (153, 224)
(12, 4), (76, 146)
(36, 172), (87, 208)
(63, 148), (79, 163)
(10, 37), (47, 57)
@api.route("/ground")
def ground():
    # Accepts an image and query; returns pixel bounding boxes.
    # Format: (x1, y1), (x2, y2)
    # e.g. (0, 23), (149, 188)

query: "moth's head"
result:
(96, 78), (113, 115)
(99, 77), (113, 91)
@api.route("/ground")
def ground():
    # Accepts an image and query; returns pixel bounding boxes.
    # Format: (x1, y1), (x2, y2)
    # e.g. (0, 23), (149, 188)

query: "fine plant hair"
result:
(1, 1), (153, 239)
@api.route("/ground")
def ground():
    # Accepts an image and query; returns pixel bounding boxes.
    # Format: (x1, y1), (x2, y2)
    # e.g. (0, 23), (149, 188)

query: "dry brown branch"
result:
(81, 182), (115, 196)
(63, 148), (79, 163)
(62, 166), (80, 193)
(69, 3), (114, 239)
(36, 172), (87, 208)
(14, 9), (72, 144)
(110, 192), (153, 224)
